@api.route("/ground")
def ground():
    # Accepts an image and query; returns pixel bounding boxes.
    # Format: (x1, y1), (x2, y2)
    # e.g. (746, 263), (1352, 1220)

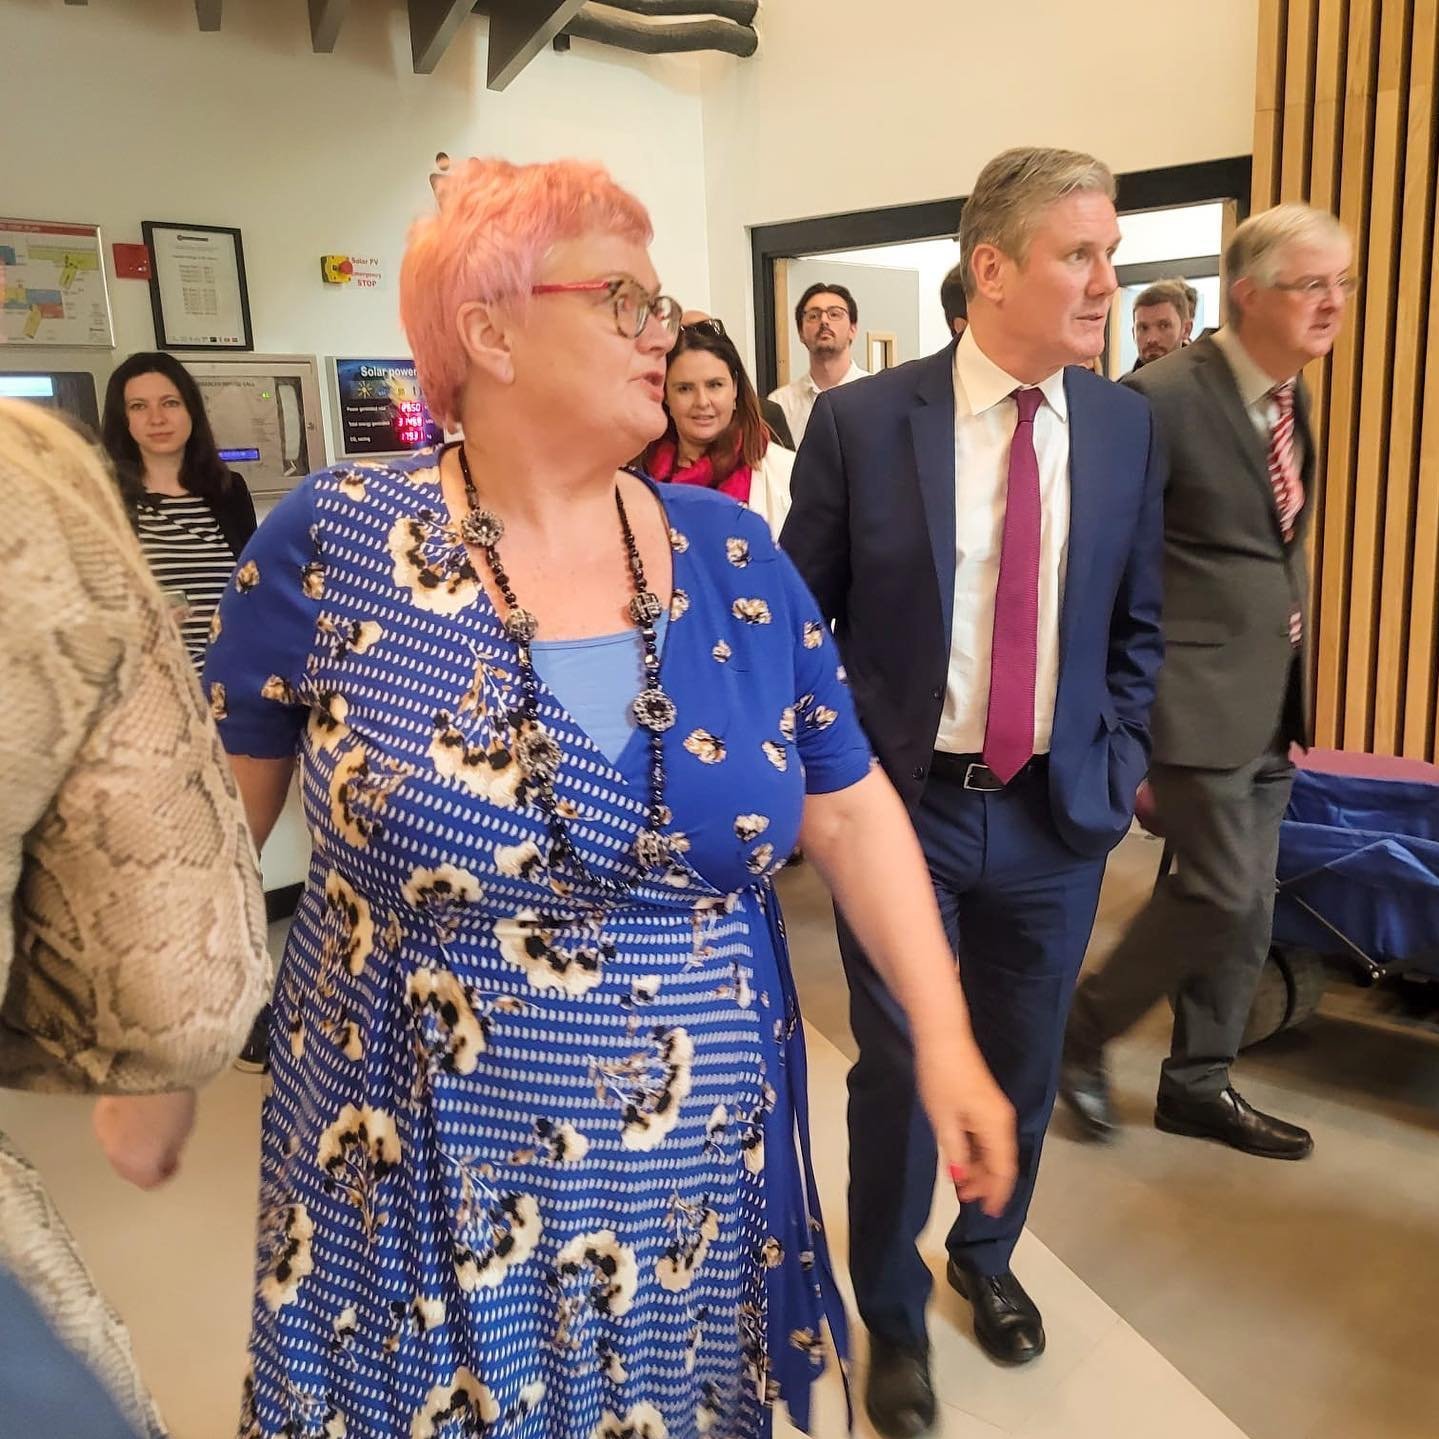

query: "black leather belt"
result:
(929, 751), (1046, 791)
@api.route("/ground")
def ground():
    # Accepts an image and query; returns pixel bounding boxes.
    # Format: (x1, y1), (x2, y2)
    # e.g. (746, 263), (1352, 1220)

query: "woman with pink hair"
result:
(203, 157), (1013, 1439)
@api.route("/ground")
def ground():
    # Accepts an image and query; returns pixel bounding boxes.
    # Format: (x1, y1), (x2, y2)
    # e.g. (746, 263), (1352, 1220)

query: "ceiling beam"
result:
(194, 0), (222, 31)
(482, 0), (586, 89)
(410, 0), (474, 73)
(308, 0), (349, 52)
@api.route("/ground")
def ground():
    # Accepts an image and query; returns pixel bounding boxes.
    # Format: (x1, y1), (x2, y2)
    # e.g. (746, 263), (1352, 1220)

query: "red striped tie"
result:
(1267, 382), (1304, 645)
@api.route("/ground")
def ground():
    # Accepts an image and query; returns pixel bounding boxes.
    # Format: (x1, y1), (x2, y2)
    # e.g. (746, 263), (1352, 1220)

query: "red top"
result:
(646, 438), (753, 505)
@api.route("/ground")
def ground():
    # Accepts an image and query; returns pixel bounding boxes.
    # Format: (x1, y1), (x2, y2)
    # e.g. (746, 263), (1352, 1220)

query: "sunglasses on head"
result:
(681, 317), (728, 339)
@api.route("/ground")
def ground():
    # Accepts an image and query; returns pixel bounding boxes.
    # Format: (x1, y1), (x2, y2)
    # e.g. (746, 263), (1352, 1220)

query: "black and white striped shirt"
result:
(136, 495), (235, 670)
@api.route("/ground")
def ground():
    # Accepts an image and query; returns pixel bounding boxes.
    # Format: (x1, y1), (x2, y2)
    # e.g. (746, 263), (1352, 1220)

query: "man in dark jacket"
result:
(1062, 203), (1355, 1160)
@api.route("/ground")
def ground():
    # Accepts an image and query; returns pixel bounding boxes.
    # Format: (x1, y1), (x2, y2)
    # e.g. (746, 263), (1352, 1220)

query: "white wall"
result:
(2, 0), (712, 457)
(4, 0), (711, 889)
(699, 0), (1260, 364)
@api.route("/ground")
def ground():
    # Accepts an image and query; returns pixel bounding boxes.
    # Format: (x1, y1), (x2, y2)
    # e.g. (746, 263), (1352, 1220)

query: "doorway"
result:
(750, 158), (1252, 398)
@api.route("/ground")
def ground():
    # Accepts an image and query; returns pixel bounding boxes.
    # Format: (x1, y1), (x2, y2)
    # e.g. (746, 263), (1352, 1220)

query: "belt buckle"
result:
(963, 761), (1003, 792)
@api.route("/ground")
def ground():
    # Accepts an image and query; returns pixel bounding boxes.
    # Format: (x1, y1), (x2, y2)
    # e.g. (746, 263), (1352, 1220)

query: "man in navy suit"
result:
(783, 147), (1164, 1436)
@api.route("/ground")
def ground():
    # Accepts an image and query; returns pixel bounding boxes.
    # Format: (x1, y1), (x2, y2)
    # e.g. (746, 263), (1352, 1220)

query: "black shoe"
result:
(946, 1260), (1046, 1366)
(233, 1008), (271, 1074)
(1058, 1047), (1116, 1143)
(864, 1334), (936, 1439)
(1154, 1084), (1313, 1159)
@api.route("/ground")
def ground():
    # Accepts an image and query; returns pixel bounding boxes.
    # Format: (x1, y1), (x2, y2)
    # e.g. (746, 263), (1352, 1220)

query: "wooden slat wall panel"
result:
(1313, 0), (1378, 745)
(1341, 0), (1410, 749)
(1281, 0), (1319, 200)
(1300, 0), (1349, 621)
(1256, 0), (1439, 761)
(1253, 0), (1288, 208)
(1374, 0), (1438, 749)
(1403, 44), (1439, 758)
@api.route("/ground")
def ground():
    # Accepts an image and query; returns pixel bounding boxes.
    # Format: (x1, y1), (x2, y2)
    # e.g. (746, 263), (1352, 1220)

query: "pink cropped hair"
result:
(400, 157), (654, 428)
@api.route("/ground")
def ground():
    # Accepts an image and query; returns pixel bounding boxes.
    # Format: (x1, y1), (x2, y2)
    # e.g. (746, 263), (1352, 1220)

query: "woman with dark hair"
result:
(101, 351), (257, 669)
(643, 316), (796, 535)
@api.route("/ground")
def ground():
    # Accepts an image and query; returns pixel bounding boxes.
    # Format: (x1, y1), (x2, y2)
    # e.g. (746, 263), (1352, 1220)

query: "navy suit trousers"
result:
(839, 760), (1105, 1348)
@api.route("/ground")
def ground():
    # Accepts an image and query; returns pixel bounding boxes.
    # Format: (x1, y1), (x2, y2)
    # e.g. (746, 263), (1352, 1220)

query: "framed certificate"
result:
(142, 220), (253, 350)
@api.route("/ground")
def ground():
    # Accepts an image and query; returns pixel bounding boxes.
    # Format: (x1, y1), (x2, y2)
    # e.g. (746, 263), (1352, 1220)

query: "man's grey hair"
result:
(1225, 203), (1351, 308)
(958, 147), (1117, 298)
(1133, 280), (1188, 316)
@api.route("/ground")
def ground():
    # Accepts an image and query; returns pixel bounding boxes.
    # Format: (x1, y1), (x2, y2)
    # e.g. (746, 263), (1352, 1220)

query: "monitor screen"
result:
(0, 374), (54, 400)
(0, 370), (100, 430)
(330, 358), (444, 457)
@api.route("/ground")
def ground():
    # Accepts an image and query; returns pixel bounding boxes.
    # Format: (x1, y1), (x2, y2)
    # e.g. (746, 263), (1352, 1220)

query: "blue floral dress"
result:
(203, 452), (873, 1439)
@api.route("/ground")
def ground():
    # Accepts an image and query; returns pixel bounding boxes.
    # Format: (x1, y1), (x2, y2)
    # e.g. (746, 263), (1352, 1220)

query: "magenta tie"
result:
(982, 387), (1043, 784)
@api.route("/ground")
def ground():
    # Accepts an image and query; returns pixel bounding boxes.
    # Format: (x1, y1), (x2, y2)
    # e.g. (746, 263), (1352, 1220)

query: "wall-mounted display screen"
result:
(328, 357), (443, 457)
(182, 354), (326, 500)
(0, 368), (101, 429)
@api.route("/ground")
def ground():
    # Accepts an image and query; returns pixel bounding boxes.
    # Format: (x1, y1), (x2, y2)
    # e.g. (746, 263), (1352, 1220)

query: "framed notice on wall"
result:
(142, 220), (253, 350)
(0, 217), (115, 347)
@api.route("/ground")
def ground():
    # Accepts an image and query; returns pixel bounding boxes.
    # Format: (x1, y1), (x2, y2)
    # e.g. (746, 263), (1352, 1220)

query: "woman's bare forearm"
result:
(229, 753), (296, 851)
(800, 768), (975, 1050)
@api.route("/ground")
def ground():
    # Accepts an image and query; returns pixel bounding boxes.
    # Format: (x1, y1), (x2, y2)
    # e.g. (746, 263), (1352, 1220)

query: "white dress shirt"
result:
(935, 327), (1070, 756)
(1211, 326), (1306, 460)
(768, 358), (868, 446)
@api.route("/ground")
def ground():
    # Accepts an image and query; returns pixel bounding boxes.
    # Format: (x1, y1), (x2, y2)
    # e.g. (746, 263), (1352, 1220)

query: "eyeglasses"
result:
(801, 306), (851, 325)
(682, 316), (727, 339)
(530, 276), (682, 343)
(1271, 275), (1360, 300)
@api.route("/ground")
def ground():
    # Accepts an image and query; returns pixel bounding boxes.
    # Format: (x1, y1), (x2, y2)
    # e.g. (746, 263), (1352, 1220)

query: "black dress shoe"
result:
(946, 1260), (1046, 1365)
(1058, 1049), (1116, 1142)
(864, 1334), (936, 1438)
(1154, 1084), (1313, 1159)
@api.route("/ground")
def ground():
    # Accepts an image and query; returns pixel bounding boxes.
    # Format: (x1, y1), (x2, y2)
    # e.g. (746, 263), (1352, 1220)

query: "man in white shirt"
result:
(1062, 205), (1354, 1163)
(784, 149), (1163, 1434)
(768, 281), (868, 445)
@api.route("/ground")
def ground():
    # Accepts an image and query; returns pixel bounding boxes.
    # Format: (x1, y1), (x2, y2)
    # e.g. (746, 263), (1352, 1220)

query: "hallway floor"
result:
(2, 832), (1435, 1436)
(781, 831), (1439, 1439)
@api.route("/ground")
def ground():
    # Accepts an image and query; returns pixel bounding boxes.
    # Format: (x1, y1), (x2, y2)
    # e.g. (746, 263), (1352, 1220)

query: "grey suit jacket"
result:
(1123, 335), (1313, 769)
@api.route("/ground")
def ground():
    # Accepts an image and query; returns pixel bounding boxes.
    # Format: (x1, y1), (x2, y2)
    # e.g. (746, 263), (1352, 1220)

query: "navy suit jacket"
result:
(781, 341), (1165, 859)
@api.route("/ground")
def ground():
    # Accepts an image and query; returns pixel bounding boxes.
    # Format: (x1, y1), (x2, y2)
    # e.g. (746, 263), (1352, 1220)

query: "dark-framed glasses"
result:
(682, 316), (727, 339)
(802, 305), (851, 324)
(1272, 275), (1360, 300)
(530, 276), (682, 342)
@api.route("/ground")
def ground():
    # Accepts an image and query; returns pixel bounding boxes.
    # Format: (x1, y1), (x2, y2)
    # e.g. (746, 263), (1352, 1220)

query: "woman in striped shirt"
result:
(101, 352), (257, 670)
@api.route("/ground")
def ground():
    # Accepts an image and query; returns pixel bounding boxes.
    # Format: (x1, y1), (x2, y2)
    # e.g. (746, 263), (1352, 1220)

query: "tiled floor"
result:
(780, 831), (1439, 1439)
(0, 1018), (1243, 1439)
(3, 831), (1435, 1437)
(772, 1024), (1246, 1439)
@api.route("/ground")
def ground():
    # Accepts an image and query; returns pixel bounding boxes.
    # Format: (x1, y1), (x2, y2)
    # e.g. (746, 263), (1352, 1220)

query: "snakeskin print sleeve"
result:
(0, 399), (270, 1095)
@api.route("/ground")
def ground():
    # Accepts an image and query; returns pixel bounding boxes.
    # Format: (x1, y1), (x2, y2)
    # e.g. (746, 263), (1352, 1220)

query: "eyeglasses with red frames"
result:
(530, 276), (683, 344)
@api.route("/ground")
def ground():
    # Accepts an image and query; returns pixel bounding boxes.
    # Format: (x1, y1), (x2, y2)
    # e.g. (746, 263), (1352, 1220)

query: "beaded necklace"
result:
(454, 442), (676, 882)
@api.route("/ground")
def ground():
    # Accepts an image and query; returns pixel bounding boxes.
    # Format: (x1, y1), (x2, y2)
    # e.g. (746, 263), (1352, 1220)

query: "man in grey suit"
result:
(1060, 203), (1355, 1158)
